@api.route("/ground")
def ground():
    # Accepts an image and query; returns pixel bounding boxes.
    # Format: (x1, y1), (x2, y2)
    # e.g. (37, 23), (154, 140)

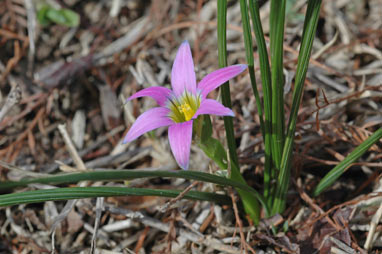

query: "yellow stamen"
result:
(178, 102), (195, 121)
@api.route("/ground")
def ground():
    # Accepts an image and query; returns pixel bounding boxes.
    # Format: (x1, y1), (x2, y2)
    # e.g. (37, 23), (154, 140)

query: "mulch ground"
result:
(0, 0), (381, 253)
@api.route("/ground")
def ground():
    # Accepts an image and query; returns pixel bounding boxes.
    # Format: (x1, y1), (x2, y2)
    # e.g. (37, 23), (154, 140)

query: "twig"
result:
(44, 125), (125, 172)
(57, 124), (87, 171)
(94, 17), (152, 62)
(0, 160), (50, 178)
(109, 0), (122, 17)
(87, 147), (151, 169)
(23, 0), (36, 76)
(90, 197), (104, 254)
(0, 83), (21, 123)
(134, 226), (150, 253)
(297, 182), (342, 232)
(160, 181), (199, 212)
(312, 31), (338, 60)
(330, 236), (356, 254)
(176, 213), (204, 237)
(229, 189), (248, 254)
(0, 92), (47, 131)
(331, 246), (351, 254)
(51, 125), (91, 254)
(51, 200), (77, 254)
(364, 201), (382, 250)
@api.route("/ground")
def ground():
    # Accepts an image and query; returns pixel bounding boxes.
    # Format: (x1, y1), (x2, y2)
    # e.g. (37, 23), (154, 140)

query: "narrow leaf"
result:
(217, 0), (262, 223)
(247, 0), (273, 204)
(0, 187), (231, 207)
(0, 168), (270, 217)
(269, 0), (287, 173)
(313, 128), (382, 196)
(272, 0), (322, 214)
(239, 0), (265, 139)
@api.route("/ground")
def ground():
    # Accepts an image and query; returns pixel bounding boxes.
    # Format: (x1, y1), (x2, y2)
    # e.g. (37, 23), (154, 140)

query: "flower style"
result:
(123, 41), (247, 169)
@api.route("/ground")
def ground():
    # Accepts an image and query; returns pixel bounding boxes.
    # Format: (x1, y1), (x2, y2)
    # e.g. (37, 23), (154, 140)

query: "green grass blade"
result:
(247, 0), (273, 203)
(269, 0), (287, 172)
(239, 0), (265, 139)
(313, 128), (382, 196)
(217, 0), (237, 166)
(218, 0), (261, 223)
(272, 0), (322, 214)
(0, 186), (232, 207)
(0, 168), (270, 216)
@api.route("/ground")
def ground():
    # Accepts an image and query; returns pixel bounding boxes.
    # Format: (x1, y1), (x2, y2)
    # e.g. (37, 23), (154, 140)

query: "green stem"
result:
(247, 0), (273, 204)
(269, 0), (286, 174)
(272, 0), (322, 214)
(218, 0), (261, 224)
(239, 0), (265, 139)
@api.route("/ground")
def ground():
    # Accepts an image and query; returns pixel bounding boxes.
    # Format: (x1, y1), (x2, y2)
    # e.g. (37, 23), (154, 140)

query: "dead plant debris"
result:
(0, 0), (381, 253)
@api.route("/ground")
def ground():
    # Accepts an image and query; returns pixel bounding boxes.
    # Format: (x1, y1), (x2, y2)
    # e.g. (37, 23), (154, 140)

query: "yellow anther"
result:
(178, 103), (195, 121)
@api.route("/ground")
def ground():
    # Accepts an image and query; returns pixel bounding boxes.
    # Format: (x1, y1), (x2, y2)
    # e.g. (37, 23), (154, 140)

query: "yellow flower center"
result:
(178, 102), (195, 121)
(167, 91), (201, 123)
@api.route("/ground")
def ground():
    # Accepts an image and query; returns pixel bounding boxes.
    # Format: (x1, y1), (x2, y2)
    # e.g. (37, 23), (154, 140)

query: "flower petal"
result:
(171, 41), (197, 96)
(123, 107), (173, 143)
(198, 64), (247, 99)
(168, 121), (193, 170)
(193, 99), (234, 118)
(127, 86), (172, 106)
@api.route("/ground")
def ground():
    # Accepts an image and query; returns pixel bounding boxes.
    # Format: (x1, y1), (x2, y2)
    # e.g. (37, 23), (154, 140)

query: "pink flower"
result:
(123, 41), (247, 169)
